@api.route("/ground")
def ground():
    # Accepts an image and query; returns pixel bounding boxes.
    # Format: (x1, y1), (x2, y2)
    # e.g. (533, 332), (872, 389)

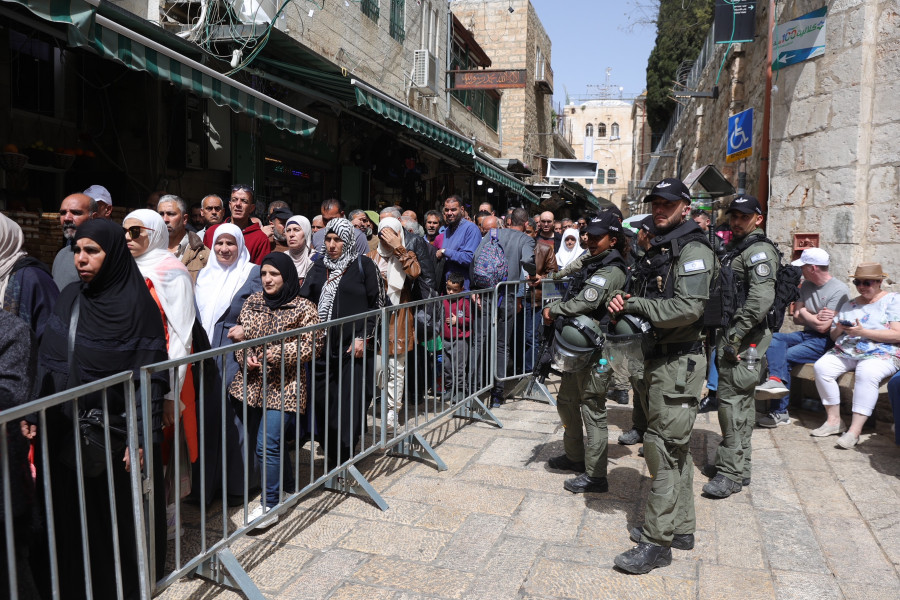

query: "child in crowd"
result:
(442, 271), (471, 402)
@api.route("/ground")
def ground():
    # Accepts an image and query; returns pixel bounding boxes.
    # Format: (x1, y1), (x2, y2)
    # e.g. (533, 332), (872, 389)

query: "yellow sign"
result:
(726, 147), (752, 163)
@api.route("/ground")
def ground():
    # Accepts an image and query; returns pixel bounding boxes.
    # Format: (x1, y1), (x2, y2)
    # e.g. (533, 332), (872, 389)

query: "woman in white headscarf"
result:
(283, 215), (313, 282)
(555, 227), (583, 270)
(301, 218), (382, 471)
(366, 217), (420, 429)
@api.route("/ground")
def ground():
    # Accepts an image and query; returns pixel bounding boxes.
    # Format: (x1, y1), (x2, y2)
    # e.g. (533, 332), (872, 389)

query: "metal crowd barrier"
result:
(2, 280), (566, 599)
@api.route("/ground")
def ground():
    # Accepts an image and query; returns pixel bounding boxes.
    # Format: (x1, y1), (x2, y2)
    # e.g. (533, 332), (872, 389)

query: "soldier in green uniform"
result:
(608, 178), (714, 574)
(703, 195), (777, 498)
(542, 213), (629, 493)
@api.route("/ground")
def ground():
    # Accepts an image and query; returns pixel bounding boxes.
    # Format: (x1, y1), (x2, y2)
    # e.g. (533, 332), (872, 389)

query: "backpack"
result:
(472, 229), (508, 289)
(767, 262), (802, 332)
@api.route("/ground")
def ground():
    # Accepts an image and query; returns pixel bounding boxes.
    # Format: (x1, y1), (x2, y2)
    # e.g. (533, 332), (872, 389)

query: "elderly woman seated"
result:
(811, 262), (900, 448)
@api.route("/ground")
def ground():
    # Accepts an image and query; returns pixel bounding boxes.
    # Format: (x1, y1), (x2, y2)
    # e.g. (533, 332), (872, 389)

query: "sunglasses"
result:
(123, 225), (153, 240)
(852, 279), (879, 287)
(230, 184), (254, 194)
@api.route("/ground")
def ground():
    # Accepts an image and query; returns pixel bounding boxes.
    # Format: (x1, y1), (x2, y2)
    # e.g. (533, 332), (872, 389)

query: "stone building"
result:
(564, 98), (636, 212)
(640, 0), (900, 281)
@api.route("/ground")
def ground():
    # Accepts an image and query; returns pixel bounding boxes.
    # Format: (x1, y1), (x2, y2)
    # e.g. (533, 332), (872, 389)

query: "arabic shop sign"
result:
(450, 69), (527, 90)
(773, 6), (827, 70)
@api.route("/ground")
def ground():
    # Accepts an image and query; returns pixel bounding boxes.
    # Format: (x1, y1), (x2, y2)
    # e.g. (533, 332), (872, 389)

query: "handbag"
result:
(59, 297), (129, 477)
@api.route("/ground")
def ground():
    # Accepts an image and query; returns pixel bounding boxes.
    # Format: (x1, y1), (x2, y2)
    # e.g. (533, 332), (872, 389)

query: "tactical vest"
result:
(631, 220), (711, 301)
(560, 249), (627, 323)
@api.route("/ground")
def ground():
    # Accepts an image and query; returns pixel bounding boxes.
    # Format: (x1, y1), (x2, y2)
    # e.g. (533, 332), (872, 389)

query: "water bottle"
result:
(595, 358), (609, 375)
(745, 344), (759, 371)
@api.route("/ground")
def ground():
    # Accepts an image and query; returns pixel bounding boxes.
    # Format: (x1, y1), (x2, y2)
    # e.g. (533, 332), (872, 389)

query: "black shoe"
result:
(490, 398), (503, 408)
(698, 393), (718, 413)
(638, 445), (644, 457)
(547, 454), (586, 473)
(702, 465), (750, 486)
(629, 526), (694, 551)
(563, 473), (609, 494)
(607, 389), (630, 405)
(618, 428), (643, 445)
(702, 473), (742, 498)
(614, 542), (672, 574)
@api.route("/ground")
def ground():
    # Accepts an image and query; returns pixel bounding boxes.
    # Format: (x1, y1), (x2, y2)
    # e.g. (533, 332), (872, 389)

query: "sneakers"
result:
(563, 473), (609, 494)
(810, 421), (847, 437)
(247, 504), (279, 529)
(702, 473), (742, 498)
(757, 411), (791, 428)
(547, 454), (586, 473)
(629, 526), (694, 551)
(614, 542), (672, 574)
(385, 409), (397, 431)
(618, 428), (644, 446)
(836, 431), (860, 449)
(702, 464), (750, 487)
(755, 378), (789, 398)
(607, 389), (630, 405)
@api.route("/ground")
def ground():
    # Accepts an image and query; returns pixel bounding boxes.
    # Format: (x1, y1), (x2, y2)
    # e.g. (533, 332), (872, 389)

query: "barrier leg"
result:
(508, 376), (557, 406)
(194, 547), (266, 600)
(387, 432), (448, 472)
(453, 396), (503, 428)
(323, 465), (389, 511)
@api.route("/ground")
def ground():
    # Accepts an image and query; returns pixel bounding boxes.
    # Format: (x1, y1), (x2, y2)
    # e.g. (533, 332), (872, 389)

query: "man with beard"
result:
(267, 206), (293, 253)
(350, 209), (378, 253)
(436, 195), (481, 291)
(51, 192), (97, 289)
(158, 194), (209, 283)
(608, 178), (713, 574)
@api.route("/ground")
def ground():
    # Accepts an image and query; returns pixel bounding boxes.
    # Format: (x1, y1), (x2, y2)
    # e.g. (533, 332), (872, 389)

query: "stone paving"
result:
(159, 381), (900, 599)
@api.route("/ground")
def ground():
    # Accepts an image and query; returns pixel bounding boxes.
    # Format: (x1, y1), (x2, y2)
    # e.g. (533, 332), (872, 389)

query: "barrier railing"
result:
(3, 279), (562, 599)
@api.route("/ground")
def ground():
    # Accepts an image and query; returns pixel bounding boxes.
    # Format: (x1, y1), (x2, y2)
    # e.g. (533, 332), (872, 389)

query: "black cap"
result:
(726, 195), (763, 215)
(603, 204), (623, 220)
(584, 211), (621, 236)
(644, 178), (692, 203)
(638, 215), (656, 234)
(269, 207), (293, 222)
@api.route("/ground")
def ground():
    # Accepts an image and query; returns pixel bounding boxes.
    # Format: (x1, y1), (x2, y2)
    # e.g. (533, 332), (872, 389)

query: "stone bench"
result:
(784, 363), (894, 424)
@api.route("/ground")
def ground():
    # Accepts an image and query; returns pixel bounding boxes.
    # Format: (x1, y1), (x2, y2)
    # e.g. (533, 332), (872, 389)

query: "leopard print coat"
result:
(228, 292), (321, 413)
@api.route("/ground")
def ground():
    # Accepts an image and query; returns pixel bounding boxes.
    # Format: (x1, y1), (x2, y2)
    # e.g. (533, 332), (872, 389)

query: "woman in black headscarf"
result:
(228, 253), (319, 528)
(37, 219), (169, 600)
(301, 218), (382, 471)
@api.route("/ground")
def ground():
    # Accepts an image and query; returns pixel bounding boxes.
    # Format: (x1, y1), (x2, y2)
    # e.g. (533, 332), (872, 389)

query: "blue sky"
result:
(528, 0), (657, 108)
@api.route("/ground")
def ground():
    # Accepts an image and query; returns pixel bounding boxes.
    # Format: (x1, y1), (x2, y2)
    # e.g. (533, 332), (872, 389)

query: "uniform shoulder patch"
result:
(583, 287), (600, 302)
(683, 259), (706, 273)
(749, 251), (769, 264)
(755, 263), (772, 277)
(588, 274), (608, 287)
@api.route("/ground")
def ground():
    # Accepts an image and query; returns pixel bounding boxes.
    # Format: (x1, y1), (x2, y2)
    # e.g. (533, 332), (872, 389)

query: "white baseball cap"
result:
(791, 247), (829, 267)
(84, 184), (112, 206)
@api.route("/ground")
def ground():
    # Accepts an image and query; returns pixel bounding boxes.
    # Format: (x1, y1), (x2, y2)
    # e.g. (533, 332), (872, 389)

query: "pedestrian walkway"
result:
(160, 380), (900, 599)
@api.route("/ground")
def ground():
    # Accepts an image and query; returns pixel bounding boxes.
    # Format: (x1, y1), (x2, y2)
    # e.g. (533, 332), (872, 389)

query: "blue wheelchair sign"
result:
(726, 108), (753, 163)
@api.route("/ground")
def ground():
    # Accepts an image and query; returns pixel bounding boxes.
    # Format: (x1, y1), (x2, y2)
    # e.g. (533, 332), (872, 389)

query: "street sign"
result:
(726, 108), (753, 163)
(714, 0), (757, 44)
(773, 6), (828, 70)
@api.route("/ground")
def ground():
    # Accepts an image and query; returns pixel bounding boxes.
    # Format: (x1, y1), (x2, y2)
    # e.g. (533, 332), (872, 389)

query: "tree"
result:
(645, 0), (715, 134)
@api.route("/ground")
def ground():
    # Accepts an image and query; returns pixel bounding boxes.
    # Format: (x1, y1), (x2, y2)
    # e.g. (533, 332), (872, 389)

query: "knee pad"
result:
(643, 432), (661, 477)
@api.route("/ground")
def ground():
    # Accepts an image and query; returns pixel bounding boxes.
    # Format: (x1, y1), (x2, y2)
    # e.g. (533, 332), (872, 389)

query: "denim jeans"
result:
(707, 349), (718, 392)
(888, 370), (900, 445)
(765, 331), (829, 413)
(522, 300), (542, 373)
(256, 409), (296, 509)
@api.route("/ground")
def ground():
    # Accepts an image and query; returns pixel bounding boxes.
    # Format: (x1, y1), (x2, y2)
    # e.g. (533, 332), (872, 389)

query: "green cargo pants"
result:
(556, 366), (612, 478)
(639, 352), (706, 547)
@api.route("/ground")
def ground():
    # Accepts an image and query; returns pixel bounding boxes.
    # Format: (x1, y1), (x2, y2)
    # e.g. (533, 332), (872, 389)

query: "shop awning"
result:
(474, 157), (540, 205)
(352, 80), (475, 157)
(559, 180), (614, 211)
(6, 0), (318, 136)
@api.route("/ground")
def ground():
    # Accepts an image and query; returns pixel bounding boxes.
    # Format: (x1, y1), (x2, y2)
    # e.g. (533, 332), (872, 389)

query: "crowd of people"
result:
(1, 176), (899, 593)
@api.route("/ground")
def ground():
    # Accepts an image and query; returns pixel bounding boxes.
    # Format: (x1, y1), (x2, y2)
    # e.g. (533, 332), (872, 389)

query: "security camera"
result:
(508, 6), (514, 13)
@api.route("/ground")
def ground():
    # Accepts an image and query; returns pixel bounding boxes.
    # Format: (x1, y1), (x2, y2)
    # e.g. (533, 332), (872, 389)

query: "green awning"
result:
(474, 157), (540, 205)
(353, 80), (475, 156)
(559, 180), (613, 211)
(6, 0), (317, 136)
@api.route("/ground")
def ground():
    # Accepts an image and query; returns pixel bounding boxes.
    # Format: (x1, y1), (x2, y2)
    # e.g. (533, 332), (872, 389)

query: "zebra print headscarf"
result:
(317, 217), (358, 322)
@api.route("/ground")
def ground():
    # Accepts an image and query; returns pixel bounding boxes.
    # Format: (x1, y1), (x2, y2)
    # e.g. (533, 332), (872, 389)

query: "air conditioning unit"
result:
(412, 49), (439, 95)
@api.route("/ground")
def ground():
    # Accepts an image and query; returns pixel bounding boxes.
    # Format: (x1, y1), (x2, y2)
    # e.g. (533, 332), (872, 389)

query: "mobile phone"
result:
(839, 319), (854, 327)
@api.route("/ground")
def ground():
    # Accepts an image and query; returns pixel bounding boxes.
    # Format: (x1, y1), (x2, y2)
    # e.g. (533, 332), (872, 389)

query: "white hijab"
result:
(125, 209), (195, 360)
(0, 213), (27, 302)
(555, 228), (583, 269)
(375, 217), (406, 306)
(284, 215), (312, 280)
(195, 223), (255, 342)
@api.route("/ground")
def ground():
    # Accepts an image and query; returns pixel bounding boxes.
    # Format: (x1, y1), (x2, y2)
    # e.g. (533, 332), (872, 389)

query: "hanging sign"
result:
(450, 69), (527, 90)
(773, 6), (827, 70)
(714, 0), (757, 44)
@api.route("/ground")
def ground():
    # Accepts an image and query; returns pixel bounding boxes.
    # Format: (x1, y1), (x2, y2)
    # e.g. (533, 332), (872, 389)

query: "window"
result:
(450, 39), (500, 130)
(585, 124), (594, 137)
(421, 2), (439, 53)
(607, 169), (617, 184)
(361, 0), (379, 22)
(390, 0), (405, 42)
(597, 169), (605, 184)
(535, 46), (544, 80)
(611, 122), (620, 138)
(597, 123), (607, 137)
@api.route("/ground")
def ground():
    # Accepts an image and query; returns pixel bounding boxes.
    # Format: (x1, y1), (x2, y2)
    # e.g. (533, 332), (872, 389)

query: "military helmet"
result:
(550, 315), (604, 373)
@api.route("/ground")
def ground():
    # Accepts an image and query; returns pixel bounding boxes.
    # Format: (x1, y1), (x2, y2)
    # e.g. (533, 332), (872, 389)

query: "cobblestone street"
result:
(160, 381), (900, 599)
